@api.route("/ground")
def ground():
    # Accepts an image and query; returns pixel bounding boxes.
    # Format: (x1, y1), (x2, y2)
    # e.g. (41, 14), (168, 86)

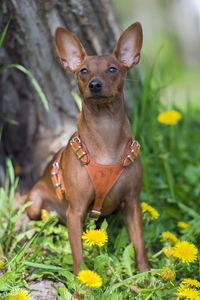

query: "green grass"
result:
(1, 67), (200, 299)
(141, 36), (200, 110)
(0, 21), (49, 114)
(1, 17), (200, 300)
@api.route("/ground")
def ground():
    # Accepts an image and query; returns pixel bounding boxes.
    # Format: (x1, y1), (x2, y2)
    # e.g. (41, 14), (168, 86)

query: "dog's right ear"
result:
(55, 27), (87, 72)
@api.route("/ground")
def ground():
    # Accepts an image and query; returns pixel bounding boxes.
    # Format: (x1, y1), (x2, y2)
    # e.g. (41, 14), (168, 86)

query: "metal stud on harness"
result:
(70, 132), (140, 220)
(51, 131), (140, 220)
(51, 148), (65, 201)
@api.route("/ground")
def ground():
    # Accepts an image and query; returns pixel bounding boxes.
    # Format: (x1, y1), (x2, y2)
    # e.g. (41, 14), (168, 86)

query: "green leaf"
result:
(114, 227), (129, 254)
(6, 158), (15, 186)
(0, 64), (49, 111)
(62, 254), (73, 266)
(71, 92), (82, 111)
(56, 285), (73, 300)
(23, 261), (68, 271)
(94, 254), (110, 274)
(0, 114), (18, 125)
(178, 202), (200, 218)
(58, 270), (78, 290)
(0, 18), (11, 48)
(122, 243), (135, 276)
(101, 219), (108, 231)
(5, 219), (54, 266)
(9, 227), (37, 254)
(184, 165), (200, 184)
(12, 201), (32, 223)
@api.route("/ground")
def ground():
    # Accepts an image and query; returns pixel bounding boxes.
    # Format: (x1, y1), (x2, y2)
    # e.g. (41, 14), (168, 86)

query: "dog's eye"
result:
(108, 67), (117, 73)
(80, 68), (89, 75)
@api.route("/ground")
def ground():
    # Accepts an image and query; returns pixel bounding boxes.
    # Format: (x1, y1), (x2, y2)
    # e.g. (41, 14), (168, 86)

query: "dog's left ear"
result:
(113, 22), (143, 69)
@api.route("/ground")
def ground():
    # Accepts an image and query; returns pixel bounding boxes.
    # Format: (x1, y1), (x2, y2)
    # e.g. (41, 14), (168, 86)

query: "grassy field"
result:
(1, 64), (200, 300)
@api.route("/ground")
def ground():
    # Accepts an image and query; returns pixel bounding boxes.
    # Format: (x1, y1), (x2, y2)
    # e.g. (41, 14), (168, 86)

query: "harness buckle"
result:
(89, 209), (102, 221)
(52, 161), (59, 169)
(70, 136), (81, 146)
(130, 140), (140, 157)
(131, 139), (140, 150)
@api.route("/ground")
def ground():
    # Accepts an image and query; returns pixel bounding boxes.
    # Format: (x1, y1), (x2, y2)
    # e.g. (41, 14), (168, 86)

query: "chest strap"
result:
(51, 147), (65, 201)
(70, 131), (140, 220)
(51, 132), (140, 220)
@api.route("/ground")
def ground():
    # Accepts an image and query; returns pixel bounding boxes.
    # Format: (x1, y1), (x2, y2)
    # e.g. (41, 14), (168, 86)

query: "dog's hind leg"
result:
(26, 181), (47, 220)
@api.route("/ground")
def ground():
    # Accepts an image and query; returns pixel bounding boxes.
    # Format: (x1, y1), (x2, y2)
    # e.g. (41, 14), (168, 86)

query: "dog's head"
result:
(55, 23), (143, 104)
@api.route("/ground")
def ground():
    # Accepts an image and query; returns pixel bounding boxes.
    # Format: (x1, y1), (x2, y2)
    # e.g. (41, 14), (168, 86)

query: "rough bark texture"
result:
(0, 0), (141, 191)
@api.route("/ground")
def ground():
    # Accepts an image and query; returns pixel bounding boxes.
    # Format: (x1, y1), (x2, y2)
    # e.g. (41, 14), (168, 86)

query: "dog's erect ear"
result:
(113, 22), (143, 69)
(55, 27), (87, 72)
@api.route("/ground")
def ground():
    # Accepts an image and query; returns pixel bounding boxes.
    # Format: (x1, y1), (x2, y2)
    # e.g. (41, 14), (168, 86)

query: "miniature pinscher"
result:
(26, 22), (150, 276)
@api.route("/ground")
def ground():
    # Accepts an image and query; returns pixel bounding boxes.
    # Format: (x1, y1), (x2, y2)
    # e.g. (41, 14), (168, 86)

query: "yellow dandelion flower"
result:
(141, 202), (159, 219)
(77, 270), (102, 288)
(181, 278), (200, 288)
(176, 284), (200, 299)
(163, 246), (174, 257)
(41, 209), (51, 222)
(157, 110), (182, 125)
(161, 267), (175, 281)
(173, 241), (198, 264)
(161, 231), (179, 244)
(178, 221), (190, 229)
(82, 229), (108, 247)
(6, 288), (30, 300)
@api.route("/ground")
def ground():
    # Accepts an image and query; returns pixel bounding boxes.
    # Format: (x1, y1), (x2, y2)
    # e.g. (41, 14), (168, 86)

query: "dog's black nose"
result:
(89, 80), (103, 92)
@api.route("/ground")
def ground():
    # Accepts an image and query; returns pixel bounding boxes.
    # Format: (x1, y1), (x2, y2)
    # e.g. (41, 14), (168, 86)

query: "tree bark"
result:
(0, 0), (141, 190)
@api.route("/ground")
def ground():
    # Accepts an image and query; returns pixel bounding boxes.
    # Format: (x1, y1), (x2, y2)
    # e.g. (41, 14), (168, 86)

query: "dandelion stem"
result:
(106, 269), (162, 294)
(152, 249), (163, 258)
(140, 287), (161, 292)
(157, 134), (175, 201)
(170, 125), (174, 150)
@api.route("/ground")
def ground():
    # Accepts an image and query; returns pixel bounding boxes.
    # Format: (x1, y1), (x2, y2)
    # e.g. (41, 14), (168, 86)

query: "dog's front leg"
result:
(66, 206), (84, 276)
(125, 198), (150, 271)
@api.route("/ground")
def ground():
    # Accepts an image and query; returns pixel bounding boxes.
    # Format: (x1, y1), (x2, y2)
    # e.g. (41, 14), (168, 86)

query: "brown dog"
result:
(26, 22), (150, 275)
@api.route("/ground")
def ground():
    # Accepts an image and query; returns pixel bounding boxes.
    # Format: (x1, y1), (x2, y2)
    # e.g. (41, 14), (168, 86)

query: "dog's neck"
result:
(77, 94), (131, 164)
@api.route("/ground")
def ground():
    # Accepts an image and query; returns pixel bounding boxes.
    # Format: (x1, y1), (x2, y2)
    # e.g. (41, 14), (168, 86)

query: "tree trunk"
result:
(0, 0), (141, 190)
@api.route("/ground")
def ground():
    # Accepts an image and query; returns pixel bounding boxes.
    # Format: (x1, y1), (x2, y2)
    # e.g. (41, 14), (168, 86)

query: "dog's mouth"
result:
(87, 95), (114, 101)
(88, 95), (108, 100)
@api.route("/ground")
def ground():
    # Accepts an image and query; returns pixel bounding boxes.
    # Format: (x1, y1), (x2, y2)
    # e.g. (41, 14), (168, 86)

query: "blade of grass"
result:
(0, 64), (49, 111)
(4, 218), (53, 267)
(0, 114), (18, 125)
(20, 218), (54, 264)
(6, 158), (15, 186)
(23, 261), (68, 271)
(106, 269), (161, 294)
(0, 18), (11, 48)
(71, 92), (82, 111)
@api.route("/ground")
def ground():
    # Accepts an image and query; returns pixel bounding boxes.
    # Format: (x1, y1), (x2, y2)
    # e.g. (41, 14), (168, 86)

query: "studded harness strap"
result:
(51, 131), (140, 220)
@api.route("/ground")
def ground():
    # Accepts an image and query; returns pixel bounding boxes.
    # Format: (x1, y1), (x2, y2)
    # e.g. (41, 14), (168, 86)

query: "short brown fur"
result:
(26, 22), (150, 277)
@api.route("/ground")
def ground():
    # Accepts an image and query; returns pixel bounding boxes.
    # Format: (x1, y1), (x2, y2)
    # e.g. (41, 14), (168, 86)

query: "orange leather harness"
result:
(51, 131), (140, 220)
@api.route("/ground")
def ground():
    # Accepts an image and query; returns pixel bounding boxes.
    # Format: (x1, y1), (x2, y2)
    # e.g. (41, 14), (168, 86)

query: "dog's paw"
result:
(73, 291), (85, 299)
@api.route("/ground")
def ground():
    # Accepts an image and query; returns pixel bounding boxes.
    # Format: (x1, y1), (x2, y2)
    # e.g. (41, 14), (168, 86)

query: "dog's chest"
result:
(98, 166), (134, 216)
